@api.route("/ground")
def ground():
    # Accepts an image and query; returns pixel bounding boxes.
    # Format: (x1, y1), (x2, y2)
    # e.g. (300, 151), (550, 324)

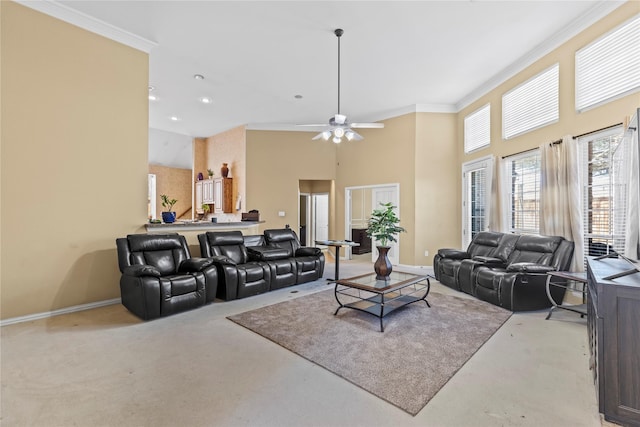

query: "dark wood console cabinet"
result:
(351, 228), (371, 255)
(587, 256), (640, 426)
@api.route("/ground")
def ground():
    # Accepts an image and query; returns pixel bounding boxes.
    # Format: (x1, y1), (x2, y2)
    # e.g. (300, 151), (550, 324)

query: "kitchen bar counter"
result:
(145, 220), (264, 233)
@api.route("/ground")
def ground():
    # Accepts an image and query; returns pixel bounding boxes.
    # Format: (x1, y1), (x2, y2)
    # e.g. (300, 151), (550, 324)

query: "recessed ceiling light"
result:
(193, 74), (204, 80)
(200, 97), (213, 104)
(148, 85), (155, 91)
(294, 94), (303, 99)
(170, 116), (180, 121)
(148, 94), (157, 101)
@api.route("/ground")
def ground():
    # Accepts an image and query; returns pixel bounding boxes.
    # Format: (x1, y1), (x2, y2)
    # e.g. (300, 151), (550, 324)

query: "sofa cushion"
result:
(248, 246), (290, 261)
(438, 249), (469, 260)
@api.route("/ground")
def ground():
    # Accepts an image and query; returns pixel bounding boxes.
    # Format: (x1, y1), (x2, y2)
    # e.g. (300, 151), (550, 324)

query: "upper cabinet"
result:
(214, 177), (233, 213)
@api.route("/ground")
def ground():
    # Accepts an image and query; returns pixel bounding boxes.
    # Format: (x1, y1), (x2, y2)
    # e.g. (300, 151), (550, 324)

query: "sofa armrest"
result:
(296, 247), (322, 257)
(506, 262), (555, 274)
(179, 257), (216, 273)
(123, 264), (162, 278)
(210, 255), (237, 266)
(438, 249), (470, 260)
(247, 246), (290, 261)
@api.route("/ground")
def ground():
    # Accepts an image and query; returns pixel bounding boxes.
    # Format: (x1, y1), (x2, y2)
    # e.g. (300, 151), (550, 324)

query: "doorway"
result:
(345, 184), (400, 264)
(298, 192), (329, 246)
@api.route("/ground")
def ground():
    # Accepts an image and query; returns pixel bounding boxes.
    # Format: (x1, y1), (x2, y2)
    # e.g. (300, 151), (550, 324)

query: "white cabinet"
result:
(202, 179), (214, 204)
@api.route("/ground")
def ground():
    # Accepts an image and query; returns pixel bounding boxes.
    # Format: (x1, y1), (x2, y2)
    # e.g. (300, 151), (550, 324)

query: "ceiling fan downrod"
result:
(335, 28), (343, 115)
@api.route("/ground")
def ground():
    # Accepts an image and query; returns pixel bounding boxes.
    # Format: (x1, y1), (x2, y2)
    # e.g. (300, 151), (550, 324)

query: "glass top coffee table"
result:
(333, 271), (431, 332)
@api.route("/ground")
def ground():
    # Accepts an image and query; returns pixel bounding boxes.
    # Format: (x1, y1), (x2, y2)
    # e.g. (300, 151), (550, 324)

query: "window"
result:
(464, 104), (491, 153)
(506, 151), (541, 234)
(579, 127), (629, 258)
(462, 156), (493, 247)
(503, 64), (559, 139)
(576, 14), (640, 112)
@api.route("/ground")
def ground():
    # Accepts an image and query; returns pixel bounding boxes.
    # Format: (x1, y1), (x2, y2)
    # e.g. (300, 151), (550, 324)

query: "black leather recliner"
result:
(198, 231), (271, 300)
(473, 235), (574, 310)
(434, 232), (574, 311)
(433, 232), (518, 291)
(263, 229), (325, 284)
(116, 233), (218, 320)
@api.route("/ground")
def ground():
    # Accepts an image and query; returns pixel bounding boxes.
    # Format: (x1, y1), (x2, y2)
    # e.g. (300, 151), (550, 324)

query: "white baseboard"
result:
(1, 298), (121, 327)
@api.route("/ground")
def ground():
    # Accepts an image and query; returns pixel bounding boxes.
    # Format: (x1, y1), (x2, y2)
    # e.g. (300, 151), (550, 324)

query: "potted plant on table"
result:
(160, 194), (178, 224)
(366, 202), (406, 280)
(207, 168), (214, 179)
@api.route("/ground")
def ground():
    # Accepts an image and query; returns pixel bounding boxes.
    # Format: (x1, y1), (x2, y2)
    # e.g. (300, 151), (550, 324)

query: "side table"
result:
(545, 271), (588, 320)
(315, 240), (360, 281)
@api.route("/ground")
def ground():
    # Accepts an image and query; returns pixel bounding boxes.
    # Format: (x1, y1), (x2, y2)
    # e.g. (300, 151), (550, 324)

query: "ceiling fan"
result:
(297, 29), (384, 143)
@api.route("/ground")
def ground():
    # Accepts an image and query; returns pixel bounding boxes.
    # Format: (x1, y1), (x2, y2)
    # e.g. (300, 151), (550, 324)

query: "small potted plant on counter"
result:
(207, 168), (214, 179)
(160, 194), (178, 223)
(366, 202), (406, 280)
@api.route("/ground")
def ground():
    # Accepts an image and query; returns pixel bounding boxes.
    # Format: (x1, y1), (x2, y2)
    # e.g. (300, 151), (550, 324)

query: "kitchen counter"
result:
(145, 220), (264, 233)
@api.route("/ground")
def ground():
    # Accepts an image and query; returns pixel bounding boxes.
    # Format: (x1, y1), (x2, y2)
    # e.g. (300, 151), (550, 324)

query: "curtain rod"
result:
(501, 122), (623, 159)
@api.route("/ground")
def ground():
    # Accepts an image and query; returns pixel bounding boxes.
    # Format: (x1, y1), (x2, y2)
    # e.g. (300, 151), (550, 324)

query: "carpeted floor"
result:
(228, 289), (512, 415)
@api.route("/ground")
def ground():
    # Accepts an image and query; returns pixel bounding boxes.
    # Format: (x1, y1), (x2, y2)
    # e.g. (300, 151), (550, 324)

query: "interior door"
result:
(371, 186), (400, 265)
(313, 194), (329, 243)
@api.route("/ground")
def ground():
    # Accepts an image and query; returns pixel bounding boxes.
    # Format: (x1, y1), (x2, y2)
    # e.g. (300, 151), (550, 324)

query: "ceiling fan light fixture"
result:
(345, 130), (355, 141)
(333, 136), (342, 144)
(333, 127), (345, 138)
(321, 130), (331, 141)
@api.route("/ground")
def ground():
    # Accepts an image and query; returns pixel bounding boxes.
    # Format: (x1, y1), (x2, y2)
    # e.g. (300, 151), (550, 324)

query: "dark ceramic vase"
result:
(221, 163), (229, 178)
(374, 246), (392, 280)
(161, 212), (176, 223)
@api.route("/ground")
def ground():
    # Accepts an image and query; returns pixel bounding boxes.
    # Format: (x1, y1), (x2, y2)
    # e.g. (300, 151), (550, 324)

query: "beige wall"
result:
(415, 112), (459, 264)
(148, 164), (192, 219)
(457, 1), (640, 239)
(458, 2), (640, 166)
(0, 2), (148, 320)
(204, 125), (246, 221)
(246, 130), (337, 233)
(335, 114), (419, 265)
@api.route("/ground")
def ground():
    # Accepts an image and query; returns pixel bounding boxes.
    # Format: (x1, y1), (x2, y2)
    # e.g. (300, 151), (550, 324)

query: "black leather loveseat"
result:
(116, 233), (218, 319)
(198, 229), (325, 301)
(434, 232), (574, 311)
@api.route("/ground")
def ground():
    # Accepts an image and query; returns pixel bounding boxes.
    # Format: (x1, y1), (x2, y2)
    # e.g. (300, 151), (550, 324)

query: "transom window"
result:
(576, 14), (640, 112)
(464, 104), (491, 153)
(503, 64), (559, 140)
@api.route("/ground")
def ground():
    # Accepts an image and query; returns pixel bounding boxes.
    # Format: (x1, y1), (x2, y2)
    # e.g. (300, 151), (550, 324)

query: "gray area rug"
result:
(227, 289), (511, 415)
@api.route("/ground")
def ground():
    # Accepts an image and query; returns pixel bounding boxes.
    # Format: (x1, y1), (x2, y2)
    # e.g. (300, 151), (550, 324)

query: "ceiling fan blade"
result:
(349, 130), (364, 141)
(297, 124), (330, 127)
(312, 132), (325, 140)
(350, 122), (384, 129)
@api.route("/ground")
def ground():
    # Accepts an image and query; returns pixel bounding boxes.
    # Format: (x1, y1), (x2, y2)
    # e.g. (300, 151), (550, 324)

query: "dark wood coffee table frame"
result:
(333, 271), (431, 332)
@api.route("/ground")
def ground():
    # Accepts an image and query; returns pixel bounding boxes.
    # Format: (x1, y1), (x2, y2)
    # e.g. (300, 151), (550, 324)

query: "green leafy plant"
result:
(366, 202), (406, 247)
(202, 203), (210, 214)
(160, 194), (177, 212)
(207, 168), (214, 177)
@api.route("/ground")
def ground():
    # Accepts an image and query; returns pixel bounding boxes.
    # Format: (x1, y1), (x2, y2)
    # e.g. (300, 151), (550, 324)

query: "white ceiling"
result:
(34, 1), (625, 139)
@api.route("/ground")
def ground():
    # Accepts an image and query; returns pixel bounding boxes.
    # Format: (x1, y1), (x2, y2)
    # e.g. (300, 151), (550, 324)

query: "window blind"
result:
(464, 104), (491, 153)
(508, 152), (541, 234)
(503, 64), (559, 140)
(576, 14), (640, 112)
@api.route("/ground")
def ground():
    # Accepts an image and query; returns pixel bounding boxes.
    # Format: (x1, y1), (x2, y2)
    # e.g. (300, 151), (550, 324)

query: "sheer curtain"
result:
(539, 135), (584, 271)
(623, 116), (640, 260)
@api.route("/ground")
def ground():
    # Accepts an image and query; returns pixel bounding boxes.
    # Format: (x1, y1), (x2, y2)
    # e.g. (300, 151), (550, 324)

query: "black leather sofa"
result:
(434, 232), (574, 311)
(116, 233), (218, 319)
(199, 229), (325, 301)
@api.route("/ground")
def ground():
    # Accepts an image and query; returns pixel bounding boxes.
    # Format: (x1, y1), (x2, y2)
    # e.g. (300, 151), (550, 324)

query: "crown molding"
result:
(15, 0), (157, 53)
(455, 0), (626, 112)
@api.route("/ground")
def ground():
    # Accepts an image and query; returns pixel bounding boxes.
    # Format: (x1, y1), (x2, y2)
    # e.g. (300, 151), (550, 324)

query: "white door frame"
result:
(345, 183), (400, 262)
(461, 155), (494, 248)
